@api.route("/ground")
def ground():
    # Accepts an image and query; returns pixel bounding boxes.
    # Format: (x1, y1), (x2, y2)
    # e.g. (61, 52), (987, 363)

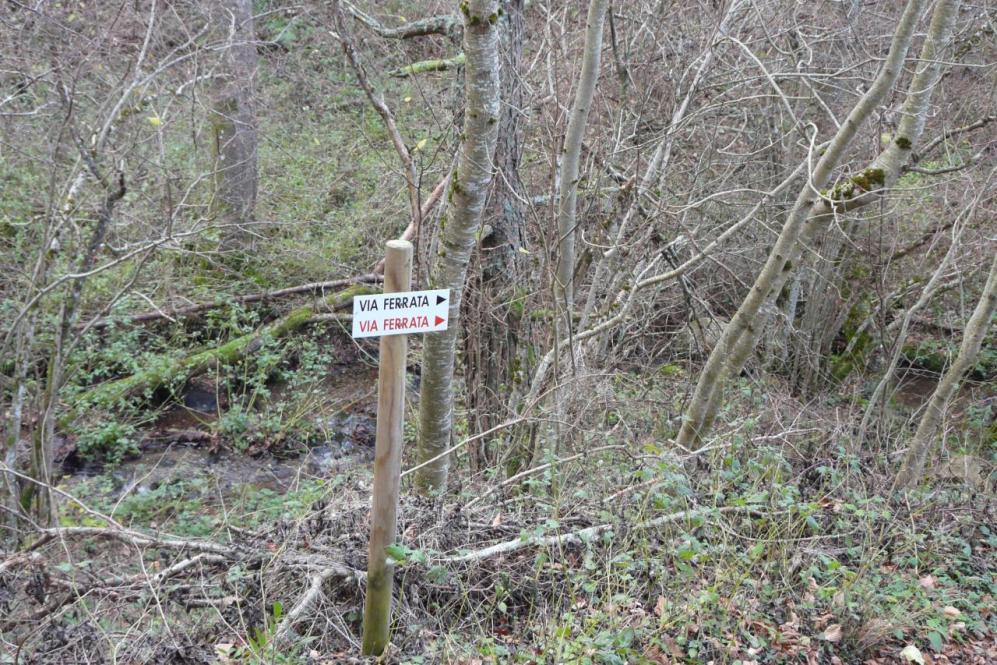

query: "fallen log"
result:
(68, 283), (375, 419)
(85, 274), (381, 330)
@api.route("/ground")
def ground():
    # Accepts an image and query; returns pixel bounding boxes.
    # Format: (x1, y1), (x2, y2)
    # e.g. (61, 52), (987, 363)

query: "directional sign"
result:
(352, 289), (451, 339)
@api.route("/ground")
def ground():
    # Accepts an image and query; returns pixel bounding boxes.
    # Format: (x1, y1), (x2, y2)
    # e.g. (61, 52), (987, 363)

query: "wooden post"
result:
(361, 239), (413, 656)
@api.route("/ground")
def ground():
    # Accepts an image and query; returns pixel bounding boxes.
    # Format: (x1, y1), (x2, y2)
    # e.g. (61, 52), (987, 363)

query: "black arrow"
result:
(436, 294), (447, 305)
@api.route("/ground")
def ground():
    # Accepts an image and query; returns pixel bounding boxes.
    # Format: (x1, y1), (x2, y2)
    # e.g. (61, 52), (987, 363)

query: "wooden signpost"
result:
(357, 240), (449, 656)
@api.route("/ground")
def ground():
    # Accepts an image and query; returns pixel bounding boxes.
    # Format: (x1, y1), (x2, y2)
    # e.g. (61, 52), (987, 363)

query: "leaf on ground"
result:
(900, 644), (925, 664)
(919, 575), (936, 590)
(822, 624), (843, 642)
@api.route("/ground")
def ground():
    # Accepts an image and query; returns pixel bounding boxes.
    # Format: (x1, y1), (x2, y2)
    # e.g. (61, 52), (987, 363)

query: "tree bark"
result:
(212, 0), (259, 252)
(556, 0), (609, 328)
(415, 0), (501, 494)
(463, 0), (529, 471)
(893, 253), (996, 492)
(676, 0), (957, 448)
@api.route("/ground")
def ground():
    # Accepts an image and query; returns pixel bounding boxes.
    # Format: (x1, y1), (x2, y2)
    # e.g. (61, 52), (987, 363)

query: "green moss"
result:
(509, 288), (528, 318)
(828, 167), (888, 202)
(529, 308), (554, 321)
(829, 298), (873, 382)
(850, 174), (871, 190)
(864, 167), (886, 187)
(902, 340), (949, 373)
(895, 136), (912, 150)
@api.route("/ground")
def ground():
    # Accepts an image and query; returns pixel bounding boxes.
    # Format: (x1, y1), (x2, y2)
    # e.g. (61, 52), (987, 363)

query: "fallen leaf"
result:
(919, 575), (936, 590)
(491, 512), (503, 527)
(822, 624), (843, 642)
(900, 644), (925, 664)
(643, 645), (671, 664)
(654, 595), (666, 617)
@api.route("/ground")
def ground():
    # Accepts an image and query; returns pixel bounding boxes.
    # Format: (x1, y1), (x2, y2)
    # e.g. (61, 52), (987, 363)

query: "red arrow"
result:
(434, 315), (445, 326)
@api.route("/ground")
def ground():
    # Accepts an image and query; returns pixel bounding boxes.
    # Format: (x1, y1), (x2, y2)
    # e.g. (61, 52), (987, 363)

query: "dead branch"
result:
(342, 2), (458, 38)
(374, 171), (452, 275)
(272, 566), (348, 645)
(332, 2), (422, 243)
(445, 505), (764, 563)
(85, 274), (380, 329)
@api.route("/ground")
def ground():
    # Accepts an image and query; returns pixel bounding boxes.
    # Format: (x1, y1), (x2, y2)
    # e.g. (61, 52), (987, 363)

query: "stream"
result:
(58, 365), (382, 514)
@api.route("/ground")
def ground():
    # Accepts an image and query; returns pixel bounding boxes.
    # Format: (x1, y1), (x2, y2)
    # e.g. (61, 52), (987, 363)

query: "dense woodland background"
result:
(1, 0), (995, 662)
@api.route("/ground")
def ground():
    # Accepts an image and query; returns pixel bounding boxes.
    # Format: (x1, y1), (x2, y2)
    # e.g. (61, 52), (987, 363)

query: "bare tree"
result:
(415, 0), (502, 493)
(462, 0), (531, 471)
(675, 0), (960, 448)
(211, 0), (259, 252)
(555, 0), (610, 326)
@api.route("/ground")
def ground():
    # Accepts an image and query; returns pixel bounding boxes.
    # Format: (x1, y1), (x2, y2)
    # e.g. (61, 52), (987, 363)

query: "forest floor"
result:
(3, 317), (993, 663)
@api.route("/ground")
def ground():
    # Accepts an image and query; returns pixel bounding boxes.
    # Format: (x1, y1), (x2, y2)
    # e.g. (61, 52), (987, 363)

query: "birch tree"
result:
(893, 252), (997, 492)
(675, 0), (961, 448)
(415, 0), (501, 493)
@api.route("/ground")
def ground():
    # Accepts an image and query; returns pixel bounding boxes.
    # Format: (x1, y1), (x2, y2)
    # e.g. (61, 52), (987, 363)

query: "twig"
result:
(331, 2), (422, 242)
(374, 172), (452, 275)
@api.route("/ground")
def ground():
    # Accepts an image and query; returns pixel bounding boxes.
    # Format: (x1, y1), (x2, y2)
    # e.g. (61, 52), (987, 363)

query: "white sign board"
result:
(351, 289), (451, 339)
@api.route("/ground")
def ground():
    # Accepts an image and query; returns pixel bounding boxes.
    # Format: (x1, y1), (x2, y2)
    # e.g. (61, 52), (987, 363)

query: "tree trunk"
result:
(462, 0), (529, 471)
(212, 0), (259, 252)
(415, 0), (501, 494)
(676, 0), (958, 448)
(555, 0), (609, 333)
(894, 253), (996, 492)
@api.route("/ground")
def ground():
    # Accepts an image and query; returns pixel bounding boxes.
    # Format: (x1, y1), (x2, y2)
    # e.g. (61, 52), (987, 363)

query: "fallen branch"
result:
(272, 567), (347, 645)
(445, 505), (764, 563)
(342, 2), (458, 38)
(85, 274), (380, 329)
(392, 54), (465, 77)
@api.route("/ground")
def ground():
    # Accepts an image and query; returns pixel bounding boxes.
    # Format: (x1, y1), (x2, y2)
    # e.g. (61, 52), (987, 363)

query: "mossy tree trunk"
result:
(212, 0), (259, 252)
(70, 284), (371, 419)
(893, 252), (996, 492)
(415, 0), (501, 494)
(676, 0), (960, 448)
